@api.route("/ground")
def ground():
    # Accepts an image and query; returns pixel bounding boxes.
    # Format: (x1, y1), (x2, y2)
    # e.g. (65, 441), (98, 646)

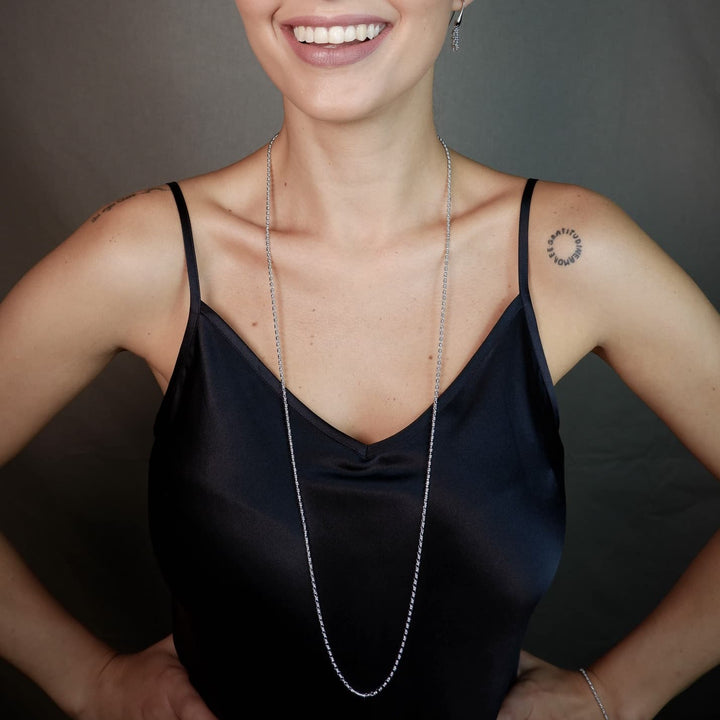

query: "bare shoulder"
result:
(1, 183), (189, 365)
(527, 180), (650, 320)
(73, 182), (185, 292)
(529, 179), (648, 274)
(528, 179), (705, 312)
(531, 181), (720, 474)
(517, 179), (719, 380)
(86, 184), (177, 230)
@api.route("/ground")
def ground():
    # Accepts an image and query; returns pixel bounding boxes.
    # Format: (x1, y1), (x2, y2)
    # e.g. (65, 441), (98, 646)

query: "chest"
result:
(198, 238), (518, 445)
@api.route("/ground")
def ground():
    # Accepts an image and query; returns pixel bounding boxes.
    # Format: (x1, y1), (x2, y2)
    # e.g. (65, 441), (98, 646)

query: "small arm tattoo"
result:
(91, 185), (169, 223)
(546, 227), (583, 267)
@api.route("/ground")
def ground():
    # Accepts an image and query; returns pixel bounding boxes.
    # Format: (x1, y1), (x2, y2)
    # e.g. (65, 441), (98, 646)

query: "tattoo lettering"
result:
(91, 185), (169, 223)
(546, 227), (583, 267)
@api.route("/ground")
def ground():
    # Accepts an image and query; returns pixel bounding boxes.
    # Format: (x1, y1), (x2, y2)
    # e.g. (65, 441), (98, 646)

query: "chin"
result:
(283, 86), (395, 125)
(278, 59), (437, 127)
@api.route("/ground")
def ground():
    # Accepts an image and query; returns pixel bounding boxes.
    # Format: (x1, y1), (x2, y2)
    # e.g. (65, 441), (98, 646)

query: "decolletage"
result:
(148, 178), (565, 719)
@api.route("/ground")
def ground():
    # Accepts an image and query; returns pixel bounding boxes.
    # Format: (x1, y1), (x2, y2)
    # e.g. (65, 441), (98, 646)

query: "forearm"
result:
(0, 532), (116, 718)
(590, 528), (720, 720)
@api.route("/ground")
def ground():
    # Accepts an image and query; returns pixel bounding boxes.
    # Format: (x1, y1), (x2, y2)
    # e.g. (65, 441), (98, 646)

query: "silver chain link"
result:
(264, 132), (452, 697)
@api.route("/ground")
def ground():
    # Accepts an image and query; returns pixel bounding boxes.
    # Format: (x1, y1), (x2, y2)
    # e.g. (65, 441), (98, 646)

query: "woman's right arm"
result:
(0, 189), (217, 719)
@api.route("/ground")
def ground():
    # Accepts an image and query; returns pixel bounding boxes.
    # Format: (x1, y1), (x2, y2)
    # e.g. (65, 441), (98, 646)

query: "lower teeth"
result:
(302, 40), (364, 45)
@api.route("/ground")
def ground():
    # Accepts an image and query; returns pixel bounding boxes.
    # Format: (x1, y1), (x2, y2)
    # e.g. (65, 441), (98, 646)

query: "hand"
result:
(76, 635), (218, 720)
(497, 651), (611, 719)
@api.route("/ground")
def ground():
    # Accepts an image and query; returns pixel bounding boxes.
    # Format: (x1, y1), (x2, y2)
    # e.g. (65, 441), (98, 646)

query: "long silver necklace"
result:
(264, 132), (452, 697)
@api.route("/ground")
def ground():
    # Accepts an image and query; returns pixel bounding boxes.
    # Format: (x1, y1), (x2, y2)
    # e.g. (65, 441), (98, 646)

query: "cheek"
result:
(233, 0), (278, 38)
(234, 0), (275, 15)
(232, 1), (282, 74)
(416, 0), (454, 24)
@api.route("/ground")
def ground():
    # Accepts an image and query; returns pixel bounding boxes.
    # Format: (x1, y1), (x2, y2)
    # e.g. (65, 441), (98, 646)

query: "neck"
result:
(268, 77), (450, 247)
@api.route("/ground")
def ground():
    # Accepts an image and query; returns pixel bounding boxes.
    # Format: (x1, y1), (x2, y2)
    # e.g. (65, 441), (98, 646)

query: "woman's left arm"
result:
(581, 196), (720, 716)
(581, 191), (720, 719)
(499, 184), (720, 720)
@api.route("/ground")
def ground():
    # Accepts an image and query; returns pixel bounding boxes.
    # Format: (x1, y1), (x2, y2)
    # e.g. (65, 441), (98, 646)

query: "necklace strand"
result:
(264, 133), (452, 697)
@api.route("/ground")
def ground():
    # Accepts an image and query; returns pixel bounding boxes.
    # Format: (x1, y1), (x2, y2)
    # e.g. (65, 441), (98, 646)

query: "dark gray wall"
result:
(1, 1), (718, 717)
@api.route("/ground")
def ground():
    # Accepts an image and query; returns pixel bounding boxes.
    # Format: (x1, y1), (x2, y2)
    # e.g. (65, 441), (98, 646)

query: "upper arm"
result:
(592, 224), (720, 477)
(529, 182), (720, 477)
(0, 186), (186, 465)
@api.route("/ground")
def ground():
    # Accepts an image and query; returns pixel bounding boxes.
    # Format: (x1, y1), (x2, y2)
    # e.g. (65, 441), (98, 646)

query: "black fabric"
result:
(149, 179), (565, 718)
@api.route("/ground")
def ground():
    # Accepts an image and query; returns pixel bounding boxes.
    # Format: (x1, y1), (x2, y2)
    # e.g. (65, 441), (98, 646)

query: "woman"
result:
(1, 1), (719, 718)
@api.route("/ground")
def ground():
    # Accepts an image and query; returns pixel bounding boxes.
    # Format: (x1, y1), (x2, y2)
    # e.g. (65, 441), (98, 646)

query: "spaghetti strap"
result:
(517, 178), (559, 426)
(152, 182), (202, 434)
(167, 181), (201, 315)
(518, 177), (538, 301)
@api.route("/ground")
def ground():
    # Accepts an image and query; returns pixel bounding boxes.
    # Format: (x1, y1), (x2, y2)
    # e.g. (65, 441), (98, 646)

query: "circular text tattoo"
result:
(546, 227), (583, 267)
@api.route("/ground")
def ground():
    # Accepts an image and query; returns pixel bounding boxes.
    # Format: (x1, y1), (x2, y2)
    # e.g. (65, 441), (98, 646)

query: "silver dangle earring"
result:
(450, 1), (465, 52)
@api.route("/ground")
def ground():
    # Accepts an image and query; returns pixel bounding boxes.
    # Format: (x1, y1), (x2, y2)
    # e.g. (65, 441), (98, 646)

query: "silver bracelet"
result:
(579, 668), (610, 720)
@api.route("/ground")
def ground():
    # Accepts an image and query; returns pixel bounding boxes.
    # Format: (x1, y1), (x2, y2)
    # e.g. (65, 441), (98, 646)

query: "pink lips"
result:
(281, 16), (391, 68)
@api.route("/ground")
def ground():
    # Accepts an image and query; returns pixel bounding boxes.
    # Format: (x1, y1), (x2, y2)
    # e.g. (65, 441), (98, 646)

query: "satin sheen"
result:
(149, 178), (565, 718)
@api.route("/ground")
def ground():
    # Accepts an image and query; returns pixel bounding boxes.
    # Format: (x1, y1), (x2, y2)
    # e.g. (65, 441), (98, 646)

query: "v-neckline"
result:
(198, 296), (524, 456)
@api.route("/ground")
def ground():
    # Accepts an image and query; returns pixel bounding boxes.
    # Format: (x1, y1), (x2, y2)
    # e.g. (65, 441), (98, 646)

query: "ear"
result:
(451, 0), (475, 10)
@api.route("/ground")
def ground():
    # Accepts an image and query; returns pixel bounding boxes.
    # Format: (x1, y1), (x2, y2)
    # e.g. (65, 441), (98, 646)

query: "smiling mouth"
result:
(292, 23), (387, 45)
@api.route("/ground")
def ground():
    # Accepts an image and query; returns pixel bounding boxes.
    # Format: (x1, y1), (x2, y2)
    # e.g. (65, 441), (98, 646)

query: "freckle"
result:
(251, 321), (258, 327)
(428, 355), (433, 360)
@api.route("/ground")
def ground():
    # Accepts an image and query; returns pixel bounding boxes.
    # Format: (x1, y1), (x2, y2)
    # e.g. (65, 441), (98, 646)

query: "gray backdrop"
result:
(1, 1), (719, 717)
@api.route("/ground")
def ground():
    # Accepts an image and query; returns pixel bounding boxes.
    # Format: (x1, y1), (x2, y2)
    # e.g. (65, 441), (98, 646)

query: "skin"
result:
(0, 1), (719, 718)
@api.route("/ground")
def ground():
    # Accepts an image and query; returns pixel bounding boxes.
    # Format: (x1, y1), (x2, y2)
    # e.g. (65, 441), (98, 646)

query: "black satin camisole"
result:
(148, 178), (565, 718)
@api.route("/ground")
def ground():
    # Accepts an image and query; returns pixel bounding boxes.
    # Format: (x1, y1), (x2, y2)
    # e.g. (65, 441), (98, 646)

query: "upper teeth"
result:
(293, 23), (386, 44)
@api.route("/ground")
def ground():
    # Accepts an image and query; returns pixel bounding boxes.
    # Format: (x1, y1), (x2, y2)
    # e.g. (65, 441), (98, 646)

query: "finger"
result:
(517, 649), (543, 675)
(156, 633), (179, 657)
(170, 687), (219, 720)
(495, 693), (529, 720)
